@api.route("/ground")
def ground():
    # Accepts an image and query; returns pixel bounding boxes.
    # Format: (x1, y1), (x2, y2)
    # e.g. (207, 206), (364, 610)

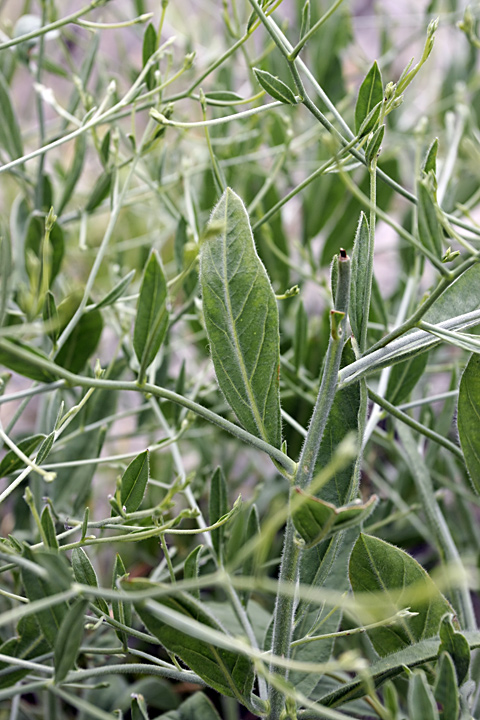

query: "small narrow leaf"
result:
(417, 174), (443, 257)
(120, 450), (149, 513)
(386, 352), (428, 406)
(184, 545), (203, 598)
(407, 671), (440, 720)
(241, 504), (260, 605)
(133, 250), (169, 377)
(209, 467), (228, 558)
(0, 234), (12, 327)
(439, 613), (470, 684)
(349, 534), (453, 657)
(142, 22), (157, 91)
(112, 553), (132, 647)
(55, 298), (103, 374)
(349, 212), (370, 343)
(300, 0), (311, 39)
(365, 123), (385, 165)
(292, 493), (377, 547)
(71, 547), (109, 615)
(457, 354), (480, 494)
(0, 72), (23, 159)
(58, 133), (87, 214)
(41, 506), (58, 550)
(199, 188), (282, 448)
(131, 693), (150, 720)
(253, 68), (297, 105)
(423, 137), (439, 175)
(43, 290), (59, 345)
(99, 129), (111, 167)
(0, 434), (45, 478)
(434, 652), (460, 720)
(85, 170), (113, 213)
(355, 61), (383, 134)
(90, 270), (135, 311)
(54, 597), (89, 683)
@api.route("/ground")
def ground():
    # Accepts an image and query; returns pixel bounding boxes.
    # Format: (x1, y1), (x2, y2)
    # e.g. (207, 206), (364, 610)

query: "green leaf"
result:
(43, 290), (59, 345)
(434, 652), (460, 720)
(128, 583), (254, 700)
(315, 341), (360, 506)
(424, 263), (480, 324)
(40, 505), (58, 550)
(58, 133), (87, 214)
(131, 693), (150, 720)
(423, 137), (439, 175)
(438, 613), (470, 685)
(85, 170), (113, 213)
(20, 548), (70, 648)
(300, 0), (311, 39)
(71, 547), (109, 615)
(184, 545), (202, 598)
(99, 129), (111, 167)
(209, 467), (228, 558)
(386, 351), (428, 405)
(133, 250), (169, 378)
(0, 340), (51, 383)
(320, 631), (480, 708)
(55, 294), (103, 374)
(24, 216), (64, 284)
(0, 72), (23, 159)
(355, 61), (383, 134)
(365, 123), (385, 164)
(200, 188), (282, 448)
(253, 68), (297, 105)
(142, 22), (157, 91)
(0, 234), (12, 327)
(0, 433), (45, 478)
(173, 693), (221, 720)
(417, 174), (443, 257)
(204, 90), (243, 103)
(112, 553), (132, 647)
(54, 597), (89, 683)
(457, 354), (480, 494)
(120, 450), (150, 513)
(90, 269), (135, 311)
(407, 670), (440, 720)
(349, 534), (453, 657)
(292, 492), (377, 547)
(349, 212), (369, 343)
(0, 615), (49, 689)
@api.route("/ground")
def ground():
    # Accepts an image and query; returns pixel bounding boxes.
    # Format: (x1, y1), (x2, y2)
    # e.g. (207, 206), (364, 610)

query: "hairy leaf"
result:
(355, 61), (383, 134)
(349, 534), (453, 656)
(457, 353), (480, 494)
(200, 188), (282, 448)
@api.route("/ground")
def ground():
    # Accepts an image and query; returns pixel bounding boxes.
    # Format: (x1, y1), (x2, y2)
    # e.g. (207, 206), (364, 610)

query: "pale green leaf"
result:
(54, 597), (89, 683)
(292, 492), (377, 547)
(133, 250), (169, 377)
(457, 354), (480, 494)
(120, 450), (149, 513)
(253, 68), (297, 105)
(407, 670), (440, 720)
(349, 534), (453, 657)
(200, 188), (282, 448)
(354, 61), (383, 134)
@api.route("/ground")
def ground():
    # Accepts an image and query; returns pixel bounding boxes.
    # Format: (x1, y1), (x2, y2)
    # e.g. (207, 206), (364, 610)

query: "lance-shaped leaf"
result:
(349, 534), (453, 657)
(439, 613), (470, 684)
(417, 173), (443, 257)
(209, 467), (228, 558)
(407, 670), (440, 720)
(126, 583), (255, 700)
(0, 434), (45, 478)
(457, 353), (480, 494)
(292, 492), (377, 547)
(349, 212), (369, 343)
(120, 450), (149, 513)
(200, 188), (282, 448)
(134, 250), (169, 379)
(434, 652), (460, 720)
(54, 597), (89, 683)
(253, 68), (297, 105)
(71, 547), (109, 615)
(355, 61), (383, 134)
